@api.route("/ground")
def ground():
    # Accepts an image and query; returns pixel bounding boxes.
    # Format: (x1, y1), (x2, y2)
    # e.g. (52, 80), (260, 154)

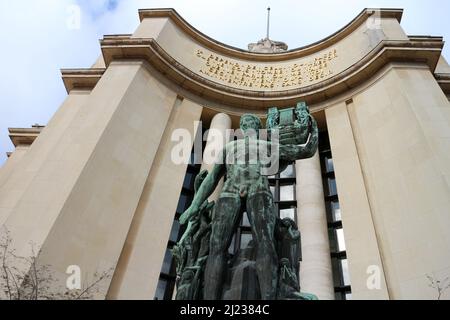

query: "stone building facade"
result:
(1, 8), (450, 300)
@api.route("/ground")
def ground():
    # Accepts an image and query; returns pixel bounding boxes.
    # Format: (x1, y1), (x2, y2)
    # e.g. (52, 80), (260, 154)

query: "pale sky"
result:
(0, 0), (449, 165)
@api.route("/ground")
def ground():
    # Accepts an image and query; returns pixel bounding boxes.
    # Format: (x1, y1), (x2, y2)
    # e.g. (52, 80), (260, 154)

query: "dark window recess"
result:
(182, 171), (196, 190)
(326, 200), (342, 224)
(230, 163), (298, 258)
(319, 130), (352, 300)
(176, 193), (192, 215)
(169, 220), (180, 243)
(154, 278), (168, 300)
(154, 136), (203, 300)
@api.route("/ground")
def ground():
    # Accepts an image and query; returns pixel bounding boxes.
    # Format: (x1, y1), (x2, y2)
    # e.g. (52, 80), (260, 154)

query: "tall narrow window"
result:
(154, 133), (204, 300)
(319, 131), (352, 300)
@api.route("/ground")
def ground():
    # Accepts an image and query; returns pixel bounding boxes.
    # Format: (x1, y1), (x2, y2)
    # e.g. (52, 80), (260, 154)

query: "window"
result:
(279, 185), (295, 201)
(242, 214), (250, 227)
(325, 178), (337, 197)
(231, 213), (253, 254)
(240, 232), (253, 250)
(176, 194), (192, 215)
(269, 164), (297, 223)
(326, 200), (341, 223)
(332, 256), (351, 300)
(182, 171), (196, 190)
(155, 279), (168, 300)
(280, 208), (296, 221)
(161, 249), (173, 275)
(325, 157), (334, 173)
(331, 201), (341, 222)
(319, 130), (351, 300)
(280, 165), (295, 178)
(155, 140), (202, 300)
(169, 220), (180, 243)
(341, 259), (351, 286)
(336, 228), (347, 252)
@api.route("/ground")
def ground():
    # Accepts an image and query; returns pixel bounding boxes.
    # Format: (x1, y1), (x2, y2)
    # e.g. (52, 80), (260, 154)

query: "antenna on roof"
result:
(248, 6), (288, 53)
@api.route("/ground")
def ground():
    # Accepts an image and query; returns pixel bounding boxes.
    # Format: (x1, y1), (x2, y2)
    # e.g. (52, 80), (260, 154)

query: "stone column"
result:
(295, 151), (335, 300)
(201, 113), (232, 201)
(1, 61), (178, 299)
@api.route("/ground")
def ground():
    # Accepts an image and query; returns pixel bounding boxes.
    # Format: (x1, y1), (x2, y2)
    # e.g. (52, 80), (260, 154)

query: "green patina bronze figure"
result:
(172, 170), (214, 300)
(174, 101), (319, 300)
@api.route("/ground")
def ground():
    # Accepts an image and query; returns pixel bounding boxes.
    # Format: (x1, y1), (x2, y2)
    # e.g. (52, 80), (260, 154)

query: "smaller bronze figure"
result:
(275, 218), (317, 300)
(172, 170), (214, 300)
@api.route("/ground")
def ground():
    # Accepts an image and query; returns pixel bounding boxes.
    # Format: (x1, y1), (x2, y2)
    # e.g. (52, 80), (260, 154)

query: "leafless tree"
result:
(426, 274), (450, 300)
(1, 227), (113, 300)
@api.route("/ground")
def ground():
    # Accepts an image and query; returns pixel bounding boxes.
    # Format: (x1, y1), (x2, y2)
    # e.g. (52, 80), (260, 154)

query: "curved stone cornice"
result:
(138, 8), (403, 61)
(61, 8), (444, 109)
(99, 36), (442, 108)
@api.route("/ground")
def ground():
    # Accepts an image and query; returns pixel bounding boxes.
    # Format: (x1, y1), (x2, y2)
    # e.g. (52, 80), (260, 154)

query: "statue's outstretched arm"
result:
(179, 156), (225, 225)
(279, 116), (319, 162)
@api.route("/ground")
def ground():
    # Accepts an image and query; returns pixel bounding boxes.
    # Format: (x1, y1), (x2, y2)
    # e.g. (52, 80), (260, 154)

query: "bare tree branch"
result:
(75, 269), (113, 300)
(1, 231), (12, 300)
(1, 228), (114, 300)
(426, 273), (450, 300)
(6, 266), (21, 300)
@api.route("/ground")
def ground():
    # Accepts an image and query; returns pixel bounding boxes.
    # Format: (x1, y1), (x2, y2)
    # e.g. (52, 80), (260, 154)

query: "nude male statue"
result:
(180, 113), (318, 300)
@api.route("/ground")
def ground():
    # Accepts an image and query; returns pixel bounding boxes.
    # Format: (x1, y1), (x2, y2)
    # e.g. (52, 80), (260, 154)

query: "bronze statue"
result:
(175, 102), (319, 300)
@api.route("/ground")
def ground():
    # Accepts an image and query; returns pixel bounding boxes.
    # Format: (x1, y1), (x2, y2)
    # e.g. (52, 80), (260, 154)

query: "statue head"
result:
(240, 114), (262, 135)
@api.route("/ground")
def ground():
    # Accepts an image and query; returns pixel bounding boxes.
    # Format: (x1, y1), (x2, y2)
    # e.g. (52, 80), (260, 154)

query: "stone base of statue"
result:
(173, 199), (318, 300)
(222, 242), (260, 300)
(221, 218), (318, 300)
